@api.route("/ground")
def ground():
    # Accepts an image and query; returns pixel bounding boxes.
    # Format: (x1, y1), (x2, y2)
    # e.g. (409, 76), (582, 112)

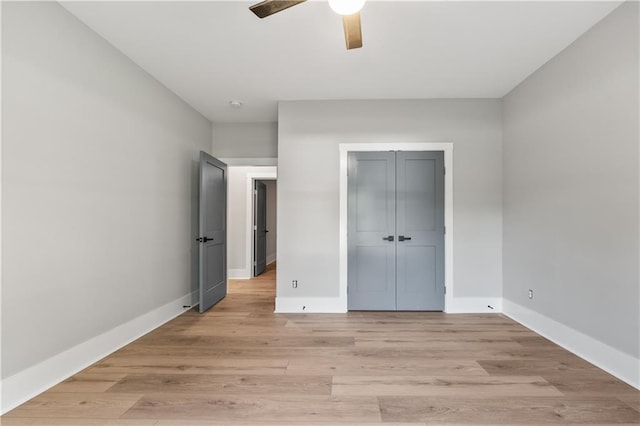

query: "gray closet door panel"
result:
(348, 152), (396, 311)
(355, 159), (392, 232)
(403, 158), (437, 232)
(351, 246), (396, 310)
(396, 151), (445, 311)
(397, 245), (440, 310)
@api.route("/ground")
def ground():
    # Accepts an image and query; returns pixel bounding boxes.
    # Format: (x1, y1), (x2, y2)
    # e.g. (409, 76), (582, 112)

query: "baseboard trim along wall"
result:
(0, 292), (196, 415)
(228, 268), (251, 279)
(274, 296), (502, 314)
(444, 297), (503, 313)
(275, 297), (347, 313)
(503, 299), (640, 390)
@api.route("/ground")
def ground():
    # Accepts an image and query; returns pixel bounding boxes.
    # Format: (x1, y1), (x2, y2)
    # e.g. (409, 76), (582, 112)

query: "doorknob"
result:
(398, 235), (412, 242)
(382, 235), (394, 241)
(196, 236), (213, 242)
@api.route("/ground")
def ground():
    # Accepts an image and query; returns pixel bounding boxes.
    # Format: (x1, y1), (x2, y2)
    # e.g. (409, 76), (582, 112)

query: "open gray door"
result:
(197, 151), (227, 313)
(254, 180), (267, 276)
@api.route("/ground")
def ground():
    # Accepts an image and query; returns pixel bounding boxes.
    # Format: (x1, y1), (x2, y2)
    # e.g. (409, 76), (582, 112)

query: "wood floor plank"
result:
(48, 373), (126, 393)
(617, 393), (640, 412)
(107, 374), (331, 395)
(477, 358), (597, 375)
(3, 393), (143, 419)
(0, 419), (157, 425)
(195, 335), (355, 347)
(540, 370), (640, 398)
(286, 357), (489, 376)
(332, 375), (563, 397)
(87, 356), (288, 375)
(378, 396), (640, 424)
(0, 417), (158, 426)
(156, 422), (424, 426)
(122, 394), (381, 422)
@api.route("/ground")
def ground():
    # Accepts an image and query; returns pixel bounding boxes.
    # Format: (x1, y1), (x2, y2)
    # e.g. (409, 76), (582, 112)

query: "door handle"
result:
(382, 235), (394, 241)
(196, 236), (213, 243)
(398, 235), (412, 242)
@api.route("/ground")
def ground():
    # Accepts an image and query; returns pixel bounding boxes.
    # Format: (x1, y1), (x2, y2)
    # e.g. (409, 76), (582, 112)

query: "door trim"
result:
(245, 169), (277, 279)
(339, 143), (454, 312)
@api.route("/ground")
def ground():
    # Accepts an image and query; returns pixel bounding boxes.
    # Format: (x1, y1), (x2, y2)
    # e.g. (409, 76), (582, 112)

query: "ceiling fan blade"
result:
(249, 0), (306, 19)
(342, 12), (363, 50)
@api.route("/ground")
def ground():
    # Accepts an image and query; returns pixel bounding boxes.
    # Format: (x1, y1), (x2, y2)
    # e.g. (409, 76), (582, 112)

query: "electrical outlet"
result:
(292, 280), (298, 289)
(528, 289), (534, 299)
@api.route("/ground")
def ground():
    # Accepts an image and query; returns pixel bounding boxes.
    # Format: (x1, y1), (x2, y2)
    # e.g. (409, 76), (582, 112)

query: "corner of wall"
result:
(503, 298), (640, 389)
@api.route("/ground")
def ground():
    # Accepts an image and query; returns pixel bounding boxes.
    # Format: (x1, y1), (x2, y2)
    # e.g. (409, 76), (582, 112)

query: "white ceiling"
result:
(60, 1), (622, 123)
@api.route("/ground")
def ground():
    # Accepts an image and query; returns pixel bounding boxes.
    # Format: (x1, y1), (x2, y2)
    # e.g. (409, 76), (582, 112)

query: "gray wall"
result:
(212, 122), (278, 159)
(1, 2), (212, 378)
(502, 2), (639, 358)
(278, 99), (503, 299)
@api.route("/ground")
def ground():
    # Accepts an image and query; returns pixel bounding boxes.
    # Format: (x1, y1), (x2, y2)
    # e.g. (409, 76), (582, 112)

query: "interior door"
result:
(396, 151), (445, 310)
(347, 152), (397, 310)
(347, 151), (445, 311)
(197, 151), (227, 313)
(254, 180), (268, 276)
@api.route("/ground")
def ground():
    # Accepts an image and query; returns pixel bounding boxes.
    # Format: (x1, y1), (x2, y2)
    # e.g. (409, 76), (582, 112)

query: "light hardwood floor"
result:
(3, 263), (639, 425)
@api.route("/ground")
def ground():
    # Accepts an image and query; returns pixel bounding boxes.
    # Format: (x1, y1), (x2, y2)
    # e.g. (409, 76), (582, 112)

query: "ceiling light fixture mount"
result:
(229, 100), (244, 109)
(249, 0), (364, 50)
(328, 0), (366, 16)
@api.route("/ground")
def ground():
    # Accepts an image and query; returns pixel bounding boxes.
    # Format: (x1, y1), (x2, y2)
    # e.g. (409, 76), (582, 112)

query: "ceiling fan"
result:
(249, 0), (365, 50)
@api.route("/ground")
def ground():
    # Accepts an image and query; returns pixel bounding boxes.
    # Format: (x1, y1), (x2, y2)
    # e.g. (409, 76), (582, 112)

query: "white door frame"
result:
(338, 143), (454, 312)
(245, 168), (277, 278)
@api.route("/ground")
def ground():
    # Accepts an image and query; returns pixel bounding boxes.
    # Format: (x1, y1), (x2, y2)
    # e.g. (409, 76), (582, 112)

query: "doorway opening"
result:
(252, 179), (277, 277)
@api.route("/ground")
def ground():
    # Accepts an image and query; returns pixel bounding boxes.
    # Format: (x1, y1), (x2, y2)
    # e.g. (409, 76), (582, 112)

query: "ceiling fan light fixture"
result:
(328, 0), (365, 16)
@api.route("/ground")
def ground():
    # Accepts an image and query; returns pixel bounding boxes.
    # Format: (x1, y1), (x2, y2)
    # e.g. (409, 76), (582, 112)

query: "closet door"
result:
(347, 151), (445, 311)
(396, 151), (445, 310)
(347, 152), (397, 310)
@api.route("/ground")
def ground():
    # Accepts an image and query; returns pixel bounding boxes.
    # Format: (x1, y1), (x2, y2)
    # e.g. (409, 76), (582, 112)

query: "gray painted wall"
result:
(278, 99), (503, 299)
(502, 2), (639, 358)
(1, 2), (212, 378)
(212, 122), (277, 159)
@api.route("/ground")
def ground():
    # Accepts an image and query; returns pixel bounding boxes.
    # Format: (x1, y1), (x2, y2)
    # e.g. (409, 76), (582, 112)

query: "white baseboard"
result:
(0, 292), (194, 415)
(266, 254), (276, 265)
(274, 296), (502, 314)
(228, 268), (250, 279)
(445, 297), (502, 313)
(502, 298), (640, 390)
(275, 297), (347, 313)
